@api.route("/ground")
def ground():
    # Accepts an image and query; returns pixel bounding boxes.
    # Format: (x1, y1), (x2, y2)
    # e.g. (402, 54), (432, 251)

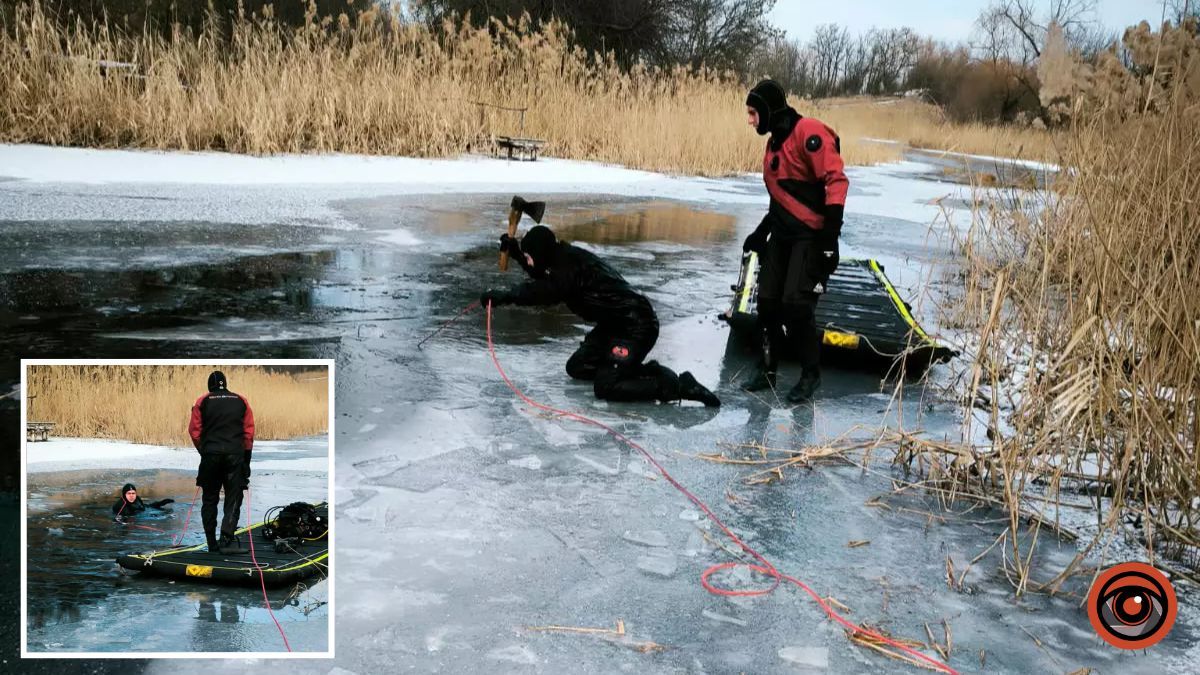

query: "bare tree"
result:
(748, 34), (809, 93)
(864, 28), (920, 95)
(666, 0), (779, 71)
(809, 23), (851, 96)
(1167, 0), (1200, 25)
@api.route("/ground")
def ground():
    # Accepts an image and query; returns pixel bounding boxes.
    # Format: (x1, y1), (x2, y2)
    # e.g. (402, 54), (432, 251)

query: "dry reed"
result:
(26, 365), (328, 446)
(0, 3), (1061, 175)
(925, 19), (1200, 589)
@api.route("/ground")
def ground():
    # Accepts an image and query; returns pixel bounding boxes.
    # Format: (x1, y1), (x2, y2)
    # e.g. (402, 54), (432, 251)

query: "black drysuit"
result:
(111, 482), (173, 517)
(500, 241), (683, 403)
(189, 373), (255, 544)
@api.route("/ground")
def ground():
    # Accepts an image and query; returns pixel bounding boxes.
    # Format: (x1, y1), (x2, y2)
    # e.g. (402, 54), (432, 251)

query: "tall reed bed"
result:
(1, 3), (912, 173)
(26, 365), (329, 446)
(930, 22), (1200, 587)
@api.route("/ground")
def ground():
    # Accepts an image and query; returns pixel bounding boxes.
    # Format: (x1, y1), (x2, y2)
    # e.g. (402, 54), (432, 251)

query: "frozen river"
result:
(1, 145), (1195, 673)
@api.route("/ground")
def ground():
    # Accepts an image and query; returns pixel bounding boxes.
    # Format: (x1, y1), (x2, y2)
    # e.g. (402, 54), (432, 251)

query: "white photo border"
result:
(19, 358), (336, 659)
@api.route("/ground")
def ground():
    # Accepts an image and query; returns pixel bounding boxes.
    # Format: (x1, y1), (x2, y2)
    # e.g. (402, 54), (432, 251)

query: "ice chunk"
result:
(623, 530), (668, 547)
(678, 509), (702, 521)
(683, 529), (708, 557)
(637, 552), (678, 578)
(358, 423), (377, 434)
(46, 528), (63, 536)
(778, 646), (829, 668)
(701, 609), (747, 627)
(507, 455), (543, 470)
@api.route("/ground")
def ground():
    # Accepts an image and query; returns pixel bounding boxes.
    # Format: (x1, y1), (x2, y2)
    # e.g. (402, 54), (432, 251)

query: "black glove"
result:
(149, 499), (175, 508)
(818, 204), (844, 281)
(480, 289), (514, 307)
(743, 222), (769, 254)
(499, 233), (522, 257)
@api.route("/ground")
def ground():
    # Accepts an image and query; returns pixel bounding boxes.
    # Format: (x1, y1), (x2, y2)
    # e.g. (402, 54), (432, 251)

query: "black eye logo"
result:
(1088, 562), (1177, 650)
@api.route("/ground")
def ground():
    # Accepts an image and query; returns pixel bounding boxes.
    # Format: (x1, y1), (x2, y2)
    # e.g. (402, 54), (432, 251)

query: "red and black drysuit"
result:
(188, 371), (255, 549)
(481, 226), (719, 407)
(744, 79), (849, 392)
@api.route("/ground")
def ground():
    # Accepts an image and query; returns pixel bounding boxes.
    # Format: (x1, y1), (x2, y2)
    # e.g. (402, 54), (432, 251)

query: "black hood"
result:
(746, 79), (795, 137)
(521, 225), (558, 274)
(120, 483), (137, 503)
(207, 370), (227, 392)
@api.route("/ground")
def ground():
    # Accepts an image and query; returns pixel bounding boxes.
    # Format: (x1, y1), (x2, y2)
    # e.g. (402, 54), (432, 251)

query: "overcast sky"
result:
(769, 0), (1172, 44)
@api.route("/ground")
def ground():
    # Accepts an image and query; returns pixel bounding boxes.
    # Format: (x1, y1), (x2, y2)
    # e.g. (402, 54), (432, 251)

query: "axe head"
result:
(510, 195), (545, 224)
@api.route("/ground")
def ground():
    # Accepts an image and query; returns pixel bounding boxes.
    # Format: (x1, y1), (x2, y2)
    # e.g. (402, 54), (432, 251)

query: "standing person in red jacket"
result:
(188, 370), (255, 554)
(740, 79), (849, 403)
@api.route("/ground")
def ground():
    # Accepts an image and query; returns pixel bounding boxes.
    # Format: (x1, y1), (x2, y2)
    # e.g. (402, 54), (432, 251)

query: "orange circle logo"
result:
(1087, 562), (1176, 650)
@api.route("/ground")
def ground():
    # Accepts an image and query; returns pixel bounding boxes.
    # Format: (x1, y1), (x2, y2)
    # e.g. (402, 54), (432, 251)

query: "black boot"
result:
(678, 372), (721, 407)
(206, 531), (220, 554)
(219, 533), (249, 555)
(741, 363), (777, 392)
(786, 370), (821, 403)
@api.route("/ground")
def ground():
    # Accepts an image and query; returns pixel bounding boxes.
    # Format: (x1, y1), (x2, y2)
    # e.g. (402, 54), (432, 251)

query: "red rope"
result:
(245, 486), (292, 652)
(483, 302), (958, 674)
(173, 486), (201, 546)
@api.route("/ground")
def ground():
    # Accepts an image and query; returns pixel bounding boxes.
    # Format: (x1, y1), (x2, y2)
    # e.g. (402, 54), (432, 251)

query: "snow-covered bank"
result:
(862, 136), (1061, 172)
(0, 144), (974, 232)
(0, 143), (669, 186)
(26, 436), (329, 473)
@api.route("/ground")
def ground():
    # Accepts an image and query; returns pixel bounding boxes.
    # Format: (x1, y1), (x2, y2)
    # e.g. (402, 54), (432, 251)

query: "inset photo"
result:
(20, 360), (333, 657)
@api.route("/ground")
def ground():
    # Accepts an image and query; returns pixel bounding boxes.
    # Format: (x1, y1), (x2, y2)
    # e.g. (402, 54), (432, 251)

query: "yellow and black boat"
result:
(721, 254), (956, 372)
(116, 502), (328, 588)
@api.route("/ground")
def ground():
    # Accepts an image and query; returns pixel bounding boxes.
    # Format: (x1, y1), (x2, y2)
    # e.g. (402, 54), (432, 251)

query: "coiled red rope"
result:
(245, 486), (292, 652)
(483, 301), (957, 674)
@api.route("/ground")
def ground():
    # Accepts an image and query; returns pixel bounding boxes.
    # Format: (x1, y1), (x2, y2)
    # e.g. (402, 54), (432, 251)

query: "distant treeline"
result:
(1, 0), (373, 34)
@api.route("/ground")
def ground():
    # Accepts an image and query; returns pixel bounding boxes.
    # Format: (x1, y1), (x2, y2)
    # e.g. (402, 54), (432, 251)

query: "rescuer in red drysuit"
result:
(741, 79), (849, 403)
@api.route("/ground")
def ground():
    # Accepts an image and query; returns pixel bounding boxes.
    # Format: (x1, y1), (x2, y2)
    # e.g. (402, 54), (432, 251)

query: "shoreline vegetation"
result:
(26, 365), (329, 446)
(1, 3), (1056, 174)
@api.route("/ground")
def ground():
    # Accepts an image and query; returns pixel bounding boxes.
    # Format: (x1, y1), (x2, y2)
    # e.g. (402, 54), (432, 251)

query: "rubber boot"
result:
(740, 363), (777, 392)
(219, 533), (249, 555)
(786, 369), (821, 403)
(678, 372), (721, 407)
(206, 531), (220, 554)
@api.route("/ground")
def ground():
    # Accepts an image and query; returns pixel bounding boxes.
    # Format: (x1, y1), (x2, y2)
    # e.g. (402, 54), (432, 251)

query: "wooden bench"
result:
(27, 422), (55, 442)
(493, 135), (546, 162)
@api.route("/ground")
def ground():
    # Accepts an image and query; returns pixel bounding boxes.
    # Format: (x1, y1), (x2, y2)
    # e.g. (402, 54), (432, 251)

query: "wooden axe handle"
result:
(499, 208), (520, 271)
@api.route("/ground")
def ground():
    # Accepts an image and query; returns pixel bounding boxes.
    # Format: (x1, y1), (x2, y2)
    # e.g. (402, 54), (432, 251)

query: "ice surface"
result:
(486, 645), (539, 664)
(507, 455), (543, 471)
(574, 453), (619, 475)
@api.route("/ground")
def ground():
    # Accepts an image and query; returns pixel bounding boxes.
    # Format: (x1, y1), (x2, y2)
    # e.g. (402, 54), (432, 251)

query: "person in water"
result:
(111, 483), (174, 518)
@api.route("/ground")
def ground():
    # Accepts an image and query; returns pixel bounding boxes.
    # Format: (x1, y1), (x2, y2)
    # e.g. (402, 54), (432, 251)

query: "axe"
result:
(500, 195), (546, 271)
